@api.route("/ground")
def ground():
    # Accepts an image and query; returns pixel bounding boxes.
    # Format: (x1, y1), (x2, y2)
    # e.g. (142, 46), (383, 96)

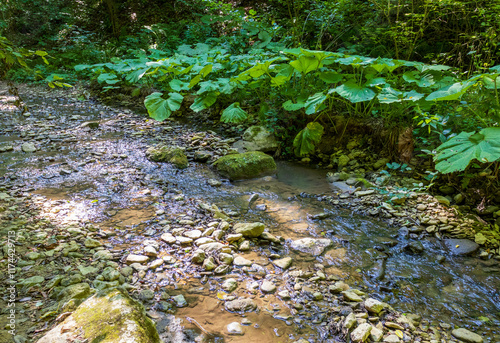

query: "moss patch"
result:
(214, 151), (277, 180)
(57, 288), (158, 343)
(146, 146), (188, 169)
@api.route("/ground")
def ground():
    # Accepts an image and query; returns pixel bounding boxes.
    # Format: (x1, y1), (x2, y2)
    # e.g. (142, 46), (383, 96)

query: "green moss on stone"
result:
(71, 288), (160, 343)
(146, 146), (188, 169)
(214, 151), (277, 180)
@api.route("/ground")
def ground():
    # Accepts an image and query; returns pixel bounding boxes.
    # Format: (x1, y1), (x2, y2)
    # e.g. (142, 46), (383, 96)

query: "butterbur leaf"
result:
(335, 81), (375, 103)
(434, 127), (500, 173)
(293, 122), (324, 156)
(221, 103), (247, 123)
(144, 92), (183, 121)
(319, 71), (342, 84)
(283, 100), (305, 111)
(190, 92), (218, 112)
(426, 80), (477, 101)
(290, 55), (321, 75)
(304, 92), (327, 115)
(97, 73), (120, 85)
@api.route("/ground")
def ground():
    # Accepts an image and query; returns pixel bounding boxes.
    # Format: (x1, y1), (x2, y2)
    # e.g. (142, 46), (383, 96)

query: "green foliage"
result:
(434, 128), (500, 174)
(293, 122), (324, 156)
(221, 103), (247, 123)
(144, 92), (183, 121)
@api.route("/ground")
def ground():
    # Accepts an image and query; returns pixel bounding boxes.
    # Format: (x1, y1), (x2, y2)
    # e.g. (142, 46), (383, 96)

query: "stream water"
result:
(0, 86), (499, 342)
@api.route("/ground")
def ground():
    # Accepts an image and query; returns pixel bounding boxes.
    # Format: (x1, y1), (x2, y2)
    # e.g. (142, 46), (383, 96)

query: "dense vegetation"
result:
(1, 0), (499, 209)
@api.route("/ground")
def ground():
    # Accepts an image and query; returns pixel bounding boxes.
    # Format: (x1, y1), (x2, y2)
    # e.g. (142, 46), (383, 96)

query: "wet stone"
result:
(290, 238), (332, 256)
(225, 298), (257, 312)
(351, 323), (372, 342)
(221, 278), (238, 292)
(272, 257), (292, 270)
(172, 294), (188, 307)
(451, 328), (483, 343)
(233, 255), (252, 266)
(443, 239), (479, 255)
(126, 254), (149, 265)
(233, 222), (265, 238)
(227, 322), (244, 335)
(260, 280), (276, 293)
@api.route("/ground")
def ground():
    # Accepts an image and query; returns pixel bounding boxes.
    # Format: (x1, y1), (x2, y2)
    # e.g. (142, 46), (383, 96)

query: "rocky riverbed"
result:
(0, 82), (498, 343)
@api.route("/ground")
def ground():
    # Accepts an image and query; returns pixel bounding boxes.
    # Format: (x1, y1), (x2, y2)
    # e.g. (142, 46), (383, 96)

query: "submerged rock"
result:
(290, 238), (332, 256)
(214, 151), (277, 180)
(451, 328), (483, 343)
(443, 239), (479, 255)
(146, 146), (188, 169)
(225, 298), (257, 312)
(37, 288), (160, 343)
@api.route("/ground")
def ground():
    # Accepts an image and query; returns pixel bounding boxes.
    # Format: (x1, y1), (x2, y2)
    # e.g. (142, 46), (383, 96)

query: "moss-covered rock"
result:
(37, 288), (160, 343)
(214, 151), (277, 180)
(233, 125), (279, 153)
(146, 146), (188, 169)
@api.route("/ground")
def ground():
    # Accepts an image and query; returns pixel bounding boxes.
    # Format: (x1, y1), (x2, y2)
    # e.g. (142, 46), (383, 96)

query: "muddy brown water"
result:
(1, 87), (499, 341)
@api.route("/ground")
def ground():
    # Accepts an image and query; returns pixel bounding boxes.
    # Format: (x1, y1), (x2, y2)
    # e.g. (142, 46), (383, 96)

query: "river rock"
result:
(146, 146), (188, 169)
(233, 255), (252, 266)
(227, 322), (244, 335)
(341, 290), (363, 302)
(214, 151), (277, 180)
(37, 288), (160, 343)
(126, 254), (149, 264)
(233, 222), (265, 237)
(272, 257), (292, 270)
(383, 334), (400, 343)
(222, 278), (238, 292)
(351, 323), (372, 342)
(451, 328), (483, 343)
(364, 298), (385, 314)
(191, 249), (206, 264)
(260, 280), (276, 293)
(21, 142), (37, 152)
(225, 298), (257, 312)
(198, 242), (225, 252)
(443, 239), (479, 255)
(290, 238), (332, 256)
(172, 294), (188, 307)
(233, 125), (279, 153)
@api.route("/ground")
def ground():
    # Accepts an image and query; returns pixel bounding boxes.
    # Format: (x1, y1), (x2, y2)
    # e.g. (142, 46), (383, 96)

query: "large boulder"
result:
(146, 146), (188, 169)
(37, 288), (160, 343)
(214, 151), (277, 180)
(233, 126), (279, 153)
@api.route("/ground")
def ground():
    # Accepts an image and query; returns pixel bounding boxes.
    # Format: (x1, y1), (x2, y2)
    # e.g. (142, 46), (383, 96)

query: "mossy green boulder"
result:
(37, 288), (160, 343)
(214, 151), (277, 180)
(146, 146), (188, 169)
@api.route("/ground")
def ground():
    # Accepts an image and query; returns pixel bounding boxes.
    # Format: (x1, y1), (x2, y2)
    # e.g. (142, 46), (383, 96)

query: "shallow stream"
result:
(0, 86), (499, 341)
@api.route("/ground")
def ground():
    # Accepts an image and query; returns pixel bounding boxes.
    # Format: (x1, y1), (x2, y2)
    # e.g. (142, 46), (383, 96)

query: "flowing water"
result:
(1, 86), (499, 341)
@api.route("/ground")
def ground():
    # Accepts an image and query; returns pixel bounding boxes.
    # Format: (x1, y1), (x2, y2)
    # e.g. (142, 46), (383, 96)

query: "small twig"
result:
(185, 316), (213, 337)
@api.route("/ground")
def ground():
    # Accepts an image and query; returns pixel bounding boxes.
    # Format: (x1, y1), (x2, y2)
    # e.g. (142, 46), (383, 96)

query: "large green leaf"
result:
(319, 71), (342, 84)
(283, 100), (305, 111)
(220, 103), (247, 123)
(335, 81), (376, 103)
(403, 71), (435, 88)
(293, 122), (324, 156)
(304, 92), (327, 115)
(290, 55), (321, 75)
(426, 80), (477, 101)
(434, 127), (500, 173)
(97, 73), (120, 85)
(190, 91), (218, 112)
(144, 92), (183, 121)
